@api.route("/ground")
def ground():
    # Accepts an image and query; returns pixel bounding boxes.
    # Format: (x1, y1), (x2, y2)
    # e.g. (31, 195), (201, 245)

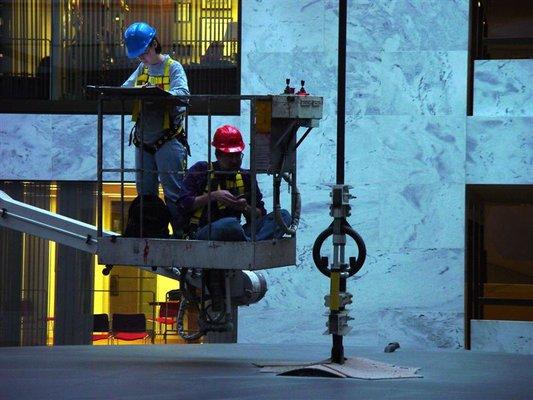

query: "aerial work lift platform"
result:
(1, 90), (324, 340)
(1, 92), (323, 272)
(90, 90), (322, 271)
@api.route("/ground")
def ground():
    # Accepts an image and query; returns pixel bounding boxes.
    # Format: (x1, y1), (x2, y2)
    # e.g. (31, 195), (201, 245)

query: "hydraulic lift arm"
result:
(0, 189), (185, 281)
(0, 189), (115, 253)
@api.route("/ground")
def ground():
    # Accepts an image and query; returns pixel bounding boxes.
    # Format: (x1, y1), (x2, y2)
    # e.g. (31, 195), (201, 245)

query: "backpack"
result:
(123, 195), (171, 238)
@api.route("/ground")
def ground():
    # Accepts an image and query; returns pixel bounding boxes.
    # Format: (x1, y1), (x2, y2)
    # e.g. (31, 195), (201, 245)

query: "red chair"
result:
(149, 301), (180, 343)
(111, 313), (151, 344)
(92, 314), (111, 343)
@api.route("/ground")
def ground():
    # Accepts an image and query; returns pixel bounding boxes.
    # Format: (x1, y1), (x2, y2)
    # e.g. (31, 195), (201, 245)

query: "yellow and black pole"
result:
(313, 185), (365, 364)
(312, 0), (367, 365)
(328, 185), (353, 363)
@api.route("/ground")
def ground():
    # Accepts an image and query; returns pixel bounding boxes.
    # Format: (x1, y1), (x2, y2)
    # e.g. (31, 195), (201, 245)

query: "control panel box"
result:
(253, 95), (323, 173)
(271, 95), (323, 120)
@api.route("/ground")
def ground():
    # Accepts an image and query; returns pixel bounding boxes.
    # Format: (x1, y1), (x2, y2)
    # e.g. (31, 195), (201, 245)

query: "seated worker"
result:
(177, 125), (291, 241)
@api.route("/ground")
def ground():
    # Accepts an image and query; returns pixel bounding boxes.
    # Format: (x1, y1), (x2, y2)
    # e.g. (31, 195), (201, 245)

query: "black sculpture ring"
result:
(312, 220), (366, 277)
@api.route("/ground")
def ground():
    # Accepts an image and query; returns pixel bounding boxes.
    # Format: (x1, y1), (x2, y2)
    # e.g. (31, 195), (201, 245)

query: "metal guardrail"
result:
(93, 91), (315, 271)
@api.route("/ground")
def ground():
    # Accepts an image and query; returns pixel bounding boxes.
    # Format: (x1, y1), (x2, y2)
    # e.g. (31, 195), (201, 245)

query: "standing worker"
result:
(122, 22), (190, 236)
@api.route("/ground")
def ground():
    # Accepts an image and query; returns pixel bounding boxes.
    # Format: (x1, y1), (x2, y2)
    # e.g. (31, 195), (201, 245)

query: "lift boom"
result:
(0, 189), (115, 254)
(0, 189), (181, 281)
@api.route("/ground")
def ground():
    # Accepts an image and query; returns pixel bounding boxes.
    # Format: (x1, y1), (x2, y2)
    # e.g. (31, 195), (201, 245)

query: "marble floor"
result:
(0, 343), (531, 400)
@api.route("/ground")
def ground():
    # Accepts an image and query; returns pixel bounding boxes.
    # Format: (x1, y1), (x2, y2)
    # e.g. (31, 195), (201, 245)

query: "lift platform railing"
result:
(88, 88), (323, 271)
(0, 91), (323, 273)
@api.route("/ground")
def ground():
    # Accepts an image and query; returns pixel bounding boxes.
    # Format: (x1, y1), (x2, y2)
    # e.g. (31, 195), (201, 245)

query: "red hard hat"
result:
(212, 125), (245, 153)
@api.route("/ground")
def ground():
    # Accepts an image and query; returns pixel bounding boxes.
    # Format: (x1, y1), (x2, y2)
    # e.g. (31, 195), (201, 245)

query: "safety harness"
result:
(188, 164), (245, 232)
(130, 57), (189, 155)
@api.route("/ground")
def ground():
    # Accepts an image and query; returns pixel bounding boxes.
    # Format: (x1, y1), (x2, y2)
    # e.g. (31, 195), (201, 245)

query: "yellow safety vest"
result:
(131, 57), (174, 130)
(189, 165), (245, 229)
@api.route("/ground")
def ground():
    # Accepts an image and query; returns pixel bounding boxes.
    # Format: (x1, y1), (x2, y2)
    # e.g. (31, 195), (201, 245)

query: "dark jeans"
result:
(194, 210), (292, 241)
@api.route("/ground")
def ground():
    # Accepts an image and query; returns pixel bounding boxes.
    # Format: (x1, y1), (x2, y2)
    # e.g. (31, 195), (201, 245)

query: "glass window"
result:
(0, 0), (240, 114)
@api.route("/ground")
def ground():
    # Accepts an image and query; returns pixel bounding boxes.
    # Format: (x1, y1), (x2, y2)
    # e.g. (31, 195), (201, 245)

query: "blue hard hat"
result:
(124, 22), (157, 58)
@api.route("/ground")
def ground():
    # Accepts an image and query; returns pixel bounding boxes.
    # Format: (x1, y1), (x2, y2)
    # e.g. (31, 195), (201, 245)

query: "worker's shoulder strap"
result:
(135, 58), (173, 87)
(135, 65), (149, 86)
(132, 58), (175, 128)
(205, 167), (245, 194)
(163, 57), (174, 79)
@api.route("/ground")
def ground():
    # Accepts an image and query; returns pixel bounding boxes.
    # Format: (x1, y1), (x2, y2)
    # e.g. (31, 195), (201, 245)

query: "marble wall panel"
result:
(242, 0), (326, 53)
(349, 247), (464, 312)
(345, 51), (468, 116)
(474, 60), (533, 117)
(295, 125), (466, 251)
(243, 0), (469, 54)
(50, 114), (98, 181)
(100, 115), (137, 182)
(294, 115), (337, 185)
(376, 308), (464, 349)
(344, 115), (466, 185)
(0, 114), (53, 180)
(238, 0), (470, 348)
(466, 117), (533, 184)
(471, 320), (533, 354)
(242, 51), (337, 116)
(323, 0), (469, 52)
(239, 246), (464, 347)
(0, 114), (137, 181)
(378, 182), (465, 250)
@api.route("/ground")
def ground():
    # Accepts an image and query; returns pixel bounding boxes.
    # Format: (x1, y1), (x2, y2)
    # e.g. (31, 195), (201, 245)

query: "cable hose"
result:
(176, 293), (204, 342)
(273, 172), (301, 236)
(176, 289), (226, 341)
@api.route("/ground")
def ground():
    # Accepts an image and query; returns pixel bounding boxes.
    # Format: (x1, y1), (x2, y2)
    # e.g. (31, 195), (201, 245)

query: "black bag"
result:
(123, 195), (171, 238)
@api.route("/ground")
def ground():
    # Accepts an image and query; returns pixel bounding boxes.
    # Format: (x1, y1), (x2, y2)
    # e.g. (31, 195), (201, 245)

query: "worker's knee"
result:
(195, 217), (245, 241)
(279, 209), (291, 225)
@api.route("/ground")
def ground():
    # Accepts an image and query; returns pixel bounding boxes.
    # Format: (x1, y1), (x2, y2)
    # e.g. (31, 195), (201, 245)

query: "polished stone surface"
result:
(471, 320), (533, 354)
(238, 0), (469, 350)
(466, 117), (533, 184)
(0, 344), (531, 400)
(326, 0), (469, 52)
(345, 51), (468, 116)
(474, 60), (533, 116)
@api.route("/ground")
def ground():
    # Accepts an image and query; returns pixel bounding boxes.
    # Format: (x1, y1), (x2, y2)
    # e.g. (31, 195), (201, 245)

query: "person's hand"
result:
(234, 197), (248, 212)
(210, 190), (246, 210)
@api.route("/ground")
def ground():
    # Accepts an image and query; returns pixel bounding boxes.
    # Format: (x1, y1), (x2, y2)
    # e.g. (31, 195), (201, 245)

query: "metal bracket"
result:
(324, 291), (353, 308)
(324, 311), (353, 336)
